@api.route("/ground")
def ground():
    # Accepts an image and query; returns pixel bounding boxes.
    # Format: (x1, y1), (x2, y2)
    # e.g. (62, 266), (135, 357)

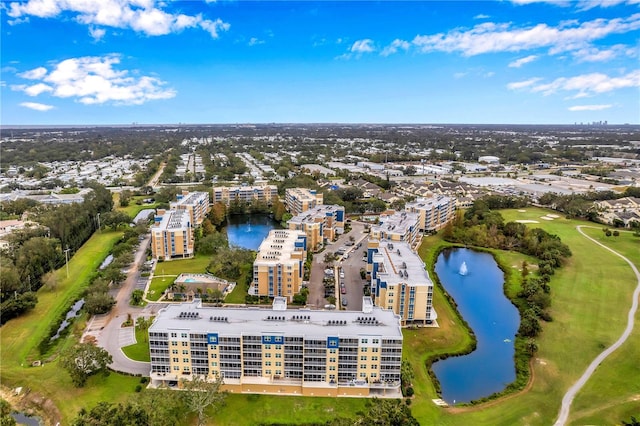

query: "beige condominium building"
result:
(150, 209), (194, 260)
(251, 230), (308, 301)
(170, 190), (210, 226)
(405, 195), (456, 232)
(366, 239), (435, 327)
(284, 188), (324, 216)
(370, 211), (421, 251)
(287, 205), (345, 252)
(148, 297), (402, 398)
(213, 184), (279, 206)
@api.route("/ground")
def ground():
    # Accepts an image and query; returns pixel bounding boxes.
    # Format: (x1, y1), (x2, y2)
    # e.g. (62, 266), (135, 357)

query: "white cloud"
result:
(7, 0), (230, 38)
(568, 104), (613, 111)
(381, 39), (410, 56)
(509, 70), (640, 97)
(509, 55), (538, 68)
(411, 14), (640, 57)
(248, 37), (265, 46)
(453, 72), (468, 79)
(18, 66), (47, 80)
(571, 44), (636, 62)
(509, 0), (571, 5)
(351, 39), (375, 53)
(20, 101), (54, 111)
(474, 14), (490, 19)
(12, 54), (176, 105)
(507, 77), (543, 90)
(89, 26), (106, 41)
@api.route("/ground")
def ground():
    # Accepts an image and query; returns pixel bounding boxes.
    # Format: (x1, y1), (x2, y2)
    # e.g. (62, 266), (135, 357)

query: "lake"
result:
(432, 248), (520, 404)
(224, 214), (281, 251)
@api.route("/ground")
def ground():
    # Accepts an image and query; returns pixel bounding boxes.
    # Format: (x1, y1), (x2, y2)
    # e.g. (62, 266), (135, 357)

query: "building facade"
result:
(170, 191), (210, 226)
(405, 195), (456, 233)
(213, 184), (278, 206)
(148, 298), (402, 397)
(284, 188), (324, 216)
(369, 211), (421, 250)
(287, 205), (345, 252)
(366, 240), (435, 326)
(251, 230), (308, 301)
(150, 209), (194, 260)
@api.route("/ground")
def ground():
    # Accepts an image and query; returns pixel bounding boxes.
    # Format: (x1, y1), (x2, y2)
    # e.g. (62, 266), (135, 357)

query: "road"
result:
(553, 226), (640, 426)
(85, 234), (160, 376)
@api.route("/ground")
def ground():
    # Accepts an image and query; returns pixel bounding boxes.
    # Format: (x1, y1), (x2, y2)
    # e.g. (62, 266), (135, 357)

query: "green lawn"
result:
(116, 195), (160, 219)
(224, 281), (248, 304)
(147, 255), (213, 301)
(121, 326), (151, 362)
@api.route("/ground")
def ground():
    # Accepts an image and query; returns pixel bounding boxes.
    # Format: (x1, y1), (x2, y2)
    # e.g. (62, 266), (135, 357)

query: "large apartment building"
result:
(287, 205), (345, 252)
(213, 184), (278, 206)
(366, 240), (435, 327)
(369, 211), (421, 250)
(151, 209), (195, 260)
(148, 297), (403, 397)
(251, 230), (308, 301)
(284, 188), (323, 216)
(170, 190), (210, 226)
(405, 195), (456, 232)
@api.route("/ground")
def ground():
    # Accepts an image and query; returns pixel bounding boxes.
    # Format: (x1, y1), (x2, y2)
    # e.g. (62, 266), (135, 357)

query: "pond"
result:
(224, 214), (281, 251)
(51, 298), (85, 341)
(11, 412), (42, 426)
(432, 248), (520, 404)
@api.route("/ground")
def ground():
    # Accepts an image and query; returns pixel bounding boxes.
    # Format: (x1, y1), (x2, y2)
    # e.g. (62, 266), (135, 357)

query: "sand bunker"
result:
(540, 216), (554, 221)
(518, 209), (526, 212)
(516, 219), (539, 223)
(547, 214), (560, 218)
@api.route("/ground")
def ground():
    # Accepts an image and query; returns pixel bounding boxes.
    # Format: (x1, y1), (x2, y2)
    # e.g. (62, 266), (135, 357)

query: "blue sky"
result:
(1, 0), (639, 125)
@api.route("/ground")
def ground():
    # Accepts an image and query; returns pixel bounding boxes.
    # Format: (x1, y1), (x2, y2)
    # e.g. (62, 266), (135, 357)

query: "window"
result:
(265, 353), (271, 358)
(360, 356), (367, 361)
(372, 339), (379, 344)
(265, 369), (271, 375)
(181, 333), (188, 338)
(173, 366), (179, 371)
(329, 357), (336, 363)
(211, 353), (217, 359)
(329, 349), (337, 354)
(264, 344), (271, 350)
(329, 366), (336, 371)
(275, 353), (282, 358)
(372, 356), (378, 361)
(360, 364), (367, 369)
(183, 358), (189, 363)
(171, 333), (177, 338)
(361, 339), (368, 344)
(359, 373), (366, 378)
(372, 348), (379, 353)
(172, 357), (179, 363)
(361, 347), (367, 353)
(171, 341), (177, 346)
(182, 342), (188, 347)
(275, 362), (281, 367)
(211, 362), (217, 367)
(275, 345), (282, 350)
(172, 350), (178, 354)
(275, 370), (281, 375)
(265, 361), (271, 366)
(371, 364), (377, 369)
(182, 350), (189, 355)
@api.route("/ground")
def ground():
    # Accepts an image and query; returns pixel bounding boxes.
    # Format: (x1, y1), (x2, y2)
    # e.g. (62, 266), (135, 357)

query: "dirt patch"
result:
(0, 386), (62, 426)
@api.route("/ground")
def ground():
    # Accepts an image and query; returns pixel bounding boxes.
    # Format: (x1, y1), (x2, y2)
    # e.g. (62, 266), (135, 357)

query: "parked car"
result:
(341, 297), (348, 307)
(341, 287), (346, 294)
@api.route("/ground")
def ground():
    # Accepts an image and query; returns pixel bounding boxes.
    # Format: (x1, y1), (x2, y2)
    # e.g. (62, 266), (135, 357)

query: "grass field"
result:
(146, 255), (212, 301)
(116, 195), (160, 219)
(121, 326), (151, 362)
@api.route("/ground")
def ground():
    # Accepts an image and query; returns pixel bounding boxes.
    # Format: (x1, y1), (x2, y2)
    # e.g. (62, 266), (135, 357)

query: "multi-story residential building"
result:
(150, 209), (194, 260)
(213, 184), (278, 206)
(170, 191), (210, 226)
(251, 230), (308, 301)
(287, 205), (345, 252)
(405, 195), (456, 232)
(284, 188), (323, 216)
(366, 240), (435, 327)
(369, 211), (420, 250)
(148, 297), (402, 397)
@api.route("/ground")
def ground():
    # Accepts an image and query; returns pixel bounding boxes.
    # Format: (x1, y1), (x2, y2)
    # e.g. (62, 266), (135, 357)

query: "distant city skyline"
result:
(1, 1), (639, 126)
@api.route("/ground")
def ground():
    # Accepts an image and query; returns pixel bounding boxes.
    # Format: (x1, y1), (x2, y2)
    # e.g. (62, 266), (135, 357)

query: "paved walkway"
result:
(554, 226), (640, 426)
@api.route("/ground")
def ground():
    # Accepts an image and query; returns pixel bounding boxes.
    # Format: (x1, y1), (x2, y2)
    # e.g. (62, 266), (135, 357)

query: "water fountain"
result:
(459, 261), (468, 276)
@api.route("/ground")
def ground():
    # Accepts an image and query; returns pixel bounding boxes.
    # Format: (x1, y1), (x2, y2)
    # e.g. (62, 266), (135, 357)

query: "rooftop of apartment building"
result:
(173, 191), (209, 206)
(155, 209), (191, 230)
(255, 230), (306, 263)
(372, 240), (432, 288)
(150, 298), (403, 340)
(288, 204), (344, 224)
(406, 195), (454, 209)
(372, 211), (419, 235)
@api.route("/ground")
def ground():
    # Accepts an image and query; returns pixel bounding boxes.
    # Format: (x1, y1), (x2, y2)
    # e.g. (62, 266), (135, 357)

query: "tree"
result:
(131, 289), (144, 306)
(622, 416), (640, 426)
(136, 316), (152, 342)
(84, 291), (115, 315)
(61, 343), (113, 387)
(73, 401), (148, 426)
(180, 374), (226, 426)
(525, 338), (539, 356)
(137, 389), (182, 426)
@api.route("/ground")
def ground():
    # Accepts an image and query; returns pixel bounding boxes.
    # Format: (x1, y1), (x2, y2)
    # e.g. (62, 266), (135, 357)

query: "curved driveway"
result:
(554, 226), (640, 426)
